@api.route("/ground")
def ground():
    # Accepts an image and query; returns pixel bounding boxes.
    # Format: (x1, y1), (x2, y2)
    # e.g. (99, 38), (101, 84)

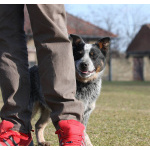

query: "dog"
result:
(30, 34), (110, 146)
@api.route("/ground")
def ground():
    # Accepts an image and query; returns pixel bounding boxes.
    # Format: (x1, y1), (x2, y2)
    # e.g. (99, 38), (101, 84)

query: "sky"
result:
(65, 4), (150, 24)
(1, 2), (149, 51)
(65, 4), (150, 51)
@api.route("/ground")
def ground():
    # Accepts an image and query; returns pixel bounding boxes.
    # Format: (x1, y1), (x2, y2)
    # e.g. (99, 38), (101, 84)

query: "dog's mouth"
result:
(79, 69), (95, 75)
(76, 68), (96, 78)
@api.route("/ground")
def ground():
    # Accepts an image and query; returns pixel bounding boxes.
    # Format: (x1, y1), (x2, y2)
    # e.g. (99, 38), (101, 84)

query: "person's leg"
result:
(0, 4), (32, 133)
(26, 4), (84, 129)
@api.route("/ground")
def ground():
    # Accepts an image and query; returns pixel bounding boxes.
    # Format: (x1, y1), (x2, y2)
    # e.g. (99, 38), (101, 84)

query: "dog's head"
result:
(70, 34), (110, 83)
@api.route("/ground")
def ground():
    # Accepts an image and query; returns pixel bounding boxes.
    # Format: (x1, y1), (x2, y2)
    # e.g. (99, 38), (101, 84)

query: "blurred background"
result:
(25, 4), (150, 82)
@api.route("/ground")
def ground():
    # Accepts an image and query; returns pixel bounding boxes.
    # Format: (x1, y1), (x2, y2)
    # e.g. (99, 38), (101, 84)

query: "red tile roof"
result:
(66, 13), (117, 38)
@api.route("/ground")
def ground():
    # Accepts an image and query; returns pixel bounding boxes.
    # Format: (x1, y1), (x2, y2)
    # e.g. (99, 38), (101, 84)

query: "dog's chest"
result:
(76, 79), (102, 107)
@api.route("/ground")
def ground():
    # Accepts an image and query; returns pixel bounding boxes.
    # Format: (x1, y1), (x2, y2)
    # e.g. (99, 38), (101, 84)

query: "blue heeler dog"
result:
(30, 34), (110, 146)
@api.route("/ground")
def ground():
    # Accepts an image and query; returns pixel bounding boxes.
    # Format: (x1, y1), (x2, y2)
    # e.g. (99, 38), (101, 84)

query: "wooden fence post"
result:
(108, 48), (112, 81)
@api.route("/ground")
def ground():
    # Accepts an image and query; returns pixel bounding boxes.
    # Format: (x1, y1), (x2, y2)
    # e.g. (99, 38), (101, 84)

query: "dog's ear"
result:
(70, 34), (85, 46)
(96, 37), (110, 56)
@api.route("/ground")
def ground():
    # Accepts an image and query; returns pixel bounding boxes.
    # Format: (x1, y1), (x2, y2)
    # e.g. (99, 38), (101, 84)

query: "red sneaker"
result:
(55, 120), (86, 146)
(0, 120), (33, 146)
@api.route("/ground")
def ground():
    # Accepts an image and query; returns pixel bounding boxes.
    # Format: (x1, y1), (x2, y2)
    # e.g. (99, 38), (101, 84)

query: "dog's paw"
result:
(85, 141), (93, 146)
(38, 141), (51, 146)
(84, 132), (93, 146)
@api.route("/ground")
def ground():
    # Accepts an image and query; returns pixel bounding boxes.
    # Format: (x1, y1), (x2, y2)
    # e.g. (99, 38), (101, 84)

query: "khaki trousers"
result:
(0, 4), (83, 133)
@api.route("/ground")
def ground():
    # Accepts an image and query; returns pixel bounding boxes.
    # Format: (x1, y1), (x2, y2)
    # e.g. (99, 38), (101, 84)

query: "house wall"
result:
(102, 57), (150, 81)
(102, 57), (133, 81)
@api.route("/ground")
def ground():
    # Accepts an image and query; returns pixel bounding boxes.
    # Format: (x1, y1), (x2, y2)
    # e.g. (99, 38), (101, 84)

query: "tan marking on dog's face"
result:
(96, 61), (104, 73)
(96, 66), (101, 73)
(99, 42), (103, 49)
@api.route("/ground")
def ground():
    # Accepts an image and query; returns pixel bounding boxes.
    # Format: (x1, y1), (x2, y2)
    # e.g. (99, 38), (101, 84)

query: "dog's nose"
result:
(80, 62), (89, 70)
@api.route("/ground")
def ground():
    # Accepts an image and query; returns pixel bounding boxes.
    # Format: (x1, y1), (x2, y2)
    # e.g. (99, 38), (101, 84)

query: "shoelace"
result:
(56, 130), (85, 146)
(0, 130), (29, 141)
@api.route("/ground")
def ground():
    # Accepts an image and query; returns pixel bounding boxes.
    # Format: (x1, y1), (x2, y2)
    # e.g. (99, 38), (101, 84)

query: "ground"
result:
(0, 81), (150, 146)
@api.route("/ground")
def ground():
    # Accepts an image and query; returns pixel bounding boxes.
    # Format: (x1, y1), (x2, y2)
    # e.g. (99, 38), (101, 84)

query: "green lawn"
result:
(0, 81), (150, 146)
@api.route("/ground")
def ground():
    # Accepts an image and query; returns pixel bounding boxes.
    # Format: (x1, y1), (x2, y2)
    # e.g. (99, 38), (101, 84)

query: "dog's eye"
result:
(73, 49), (84, 60)
(90, 52), (96, 59)
(77, 50), (83, 54)
(90, 52), (94, 56)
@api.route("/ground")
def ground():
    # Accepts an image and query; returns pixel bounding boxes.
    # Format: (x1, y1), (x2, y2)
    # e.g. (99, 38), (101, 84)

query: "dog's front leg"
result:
(83, 112), (93, 146)
(83, 102), (96, 146)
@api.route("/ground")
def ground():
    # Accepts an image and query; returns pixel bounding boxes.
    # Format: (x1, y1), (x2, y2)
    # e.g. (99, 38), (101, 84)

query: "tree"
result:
(66, 4), (150, 51)
(88, 4), (150, 51)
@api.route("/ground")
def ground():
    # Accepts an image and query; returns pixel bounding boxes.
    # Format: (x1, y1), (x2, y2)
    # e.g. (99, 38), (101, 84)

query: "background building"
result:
(126, 24), (150, 81)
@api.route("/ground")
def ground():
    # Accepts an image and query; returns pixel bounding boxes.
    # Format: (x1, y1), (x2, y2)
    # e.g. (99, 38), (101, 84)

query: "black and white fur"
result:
(30, 34), (110, 146)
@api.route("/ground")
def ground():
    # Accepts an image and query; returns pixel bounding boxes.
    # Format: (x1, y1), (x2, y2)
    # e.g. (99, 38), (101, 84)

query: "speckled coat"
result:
(76, 74), (102, 128)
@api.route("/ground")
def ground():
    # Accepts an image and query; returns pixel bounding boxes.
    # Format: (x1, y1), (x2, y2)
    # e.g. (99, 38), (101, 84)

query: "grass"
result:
(0, 81), (150, 146)
(88, 81), (150, 146)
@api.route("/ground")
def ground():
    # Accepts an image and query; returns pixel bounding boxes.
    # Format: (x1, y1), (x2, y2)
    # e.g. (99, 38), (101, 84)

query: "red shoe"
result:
(0, 120), (33, 146)
(55, 120), (85, 146)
